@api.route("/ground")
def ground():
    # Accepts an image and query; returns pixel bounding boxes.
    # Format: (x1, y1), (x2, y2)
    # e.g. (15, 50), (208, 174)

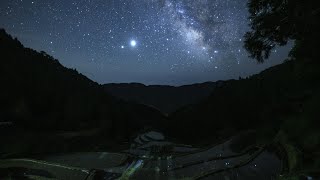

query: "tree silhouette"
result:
(244, 0), (320, 62)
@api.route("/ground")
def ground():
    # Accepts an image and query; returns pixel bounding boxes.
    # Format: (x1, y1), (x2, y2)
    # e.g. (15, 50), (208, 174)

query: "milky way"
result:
(0, 0), (291, 85)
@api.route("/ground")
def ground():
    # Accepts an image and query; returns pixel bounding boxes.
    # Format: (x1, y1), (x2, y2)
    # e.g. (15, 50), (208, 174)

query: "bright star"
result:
(121, 45), (124, 49)
(130, 40), (137, 47)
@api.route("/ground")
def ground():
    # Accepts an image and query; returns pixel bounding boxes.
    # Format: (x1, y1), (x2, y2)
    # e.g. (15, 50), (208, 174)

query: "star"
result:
(0, 0), (287, 85)
(130, 40), (137, 47)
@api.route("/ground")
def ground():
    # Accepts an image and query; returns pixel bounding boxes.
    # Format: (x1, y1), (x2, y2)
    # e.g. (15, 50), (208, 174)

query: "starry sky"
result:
(0, 0), (292, 85)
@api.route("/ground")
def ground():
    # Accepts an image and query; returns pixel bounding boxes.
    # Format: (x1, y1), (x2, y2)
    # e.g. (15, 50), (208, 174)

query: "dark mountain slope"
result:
(168, 60), (320, 144)
(166, 59), (320, 176)
(0, 29), (165, 140)
(104, 82), (222, 114)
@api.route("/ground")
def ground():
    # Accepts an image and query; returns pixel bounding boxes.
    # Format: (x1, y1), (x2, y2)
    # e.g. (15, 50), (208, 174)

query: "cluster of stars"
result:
(0, 0), (287, 85)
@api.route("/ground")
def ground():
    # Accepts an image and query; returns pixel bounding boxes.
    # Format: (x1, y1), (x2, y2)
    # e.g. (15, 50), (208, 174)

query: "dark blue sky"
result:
(0, 0), (291, 85)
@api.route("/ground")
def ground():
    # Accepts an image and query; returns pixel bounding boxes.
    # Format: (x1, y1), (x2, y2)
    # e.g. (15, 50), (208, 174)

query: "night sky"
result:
(0, 0), (292, 85)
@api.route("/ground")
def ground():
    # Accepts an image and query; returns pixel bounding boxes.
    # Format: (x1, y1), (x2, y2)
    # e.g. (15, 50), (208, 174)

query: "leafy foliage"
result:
(244, 0), (320, 62)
